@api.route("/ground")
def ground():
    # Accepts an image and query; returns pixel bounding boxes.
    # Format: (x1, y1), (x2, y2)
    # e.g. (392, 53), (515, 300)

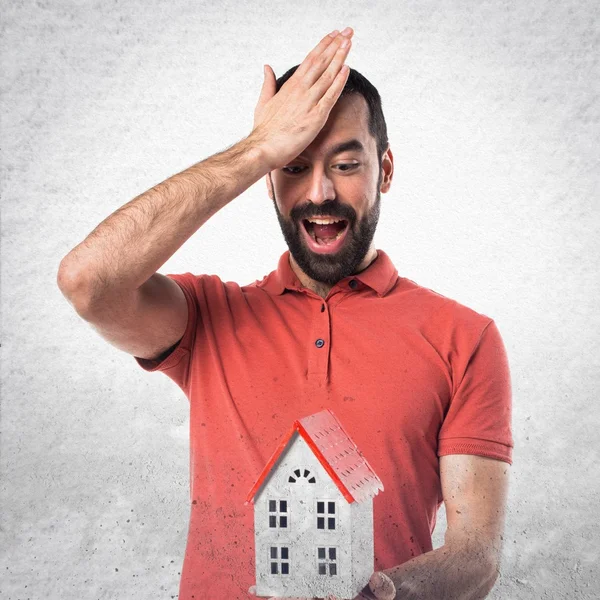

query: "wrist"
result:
(245, 129), (277, 174)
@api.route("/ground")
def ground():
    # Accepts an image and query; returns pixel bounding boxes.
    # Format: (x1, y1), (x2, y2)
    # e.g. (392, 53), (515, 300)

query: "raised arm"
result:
(56, 27), (354, 361)
(56, 138), (269, 360)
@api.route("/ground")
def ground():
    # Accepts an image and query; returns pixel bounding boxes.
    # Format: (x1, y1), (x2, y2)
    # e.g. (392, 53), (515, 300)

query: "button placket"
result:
(307, 299), (330, 379)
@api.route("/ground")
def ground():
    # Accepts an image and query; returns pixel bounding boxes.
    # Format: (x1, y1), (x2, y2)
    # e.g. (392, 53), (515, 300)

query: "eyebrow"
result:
(298, 138), (365, 160)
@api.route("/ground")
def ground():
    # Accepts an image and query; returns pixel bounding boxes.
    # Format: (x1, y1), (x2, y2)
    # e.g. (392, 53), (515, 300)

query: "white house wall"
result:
(253, 431), (358, 599)
(350, 498), (375, 595)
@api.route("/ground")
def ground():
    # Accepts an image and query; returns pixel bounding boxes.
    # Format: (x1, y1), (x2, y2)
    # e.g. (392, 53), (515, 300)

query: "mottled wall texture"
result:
(2, 1), (598, 598)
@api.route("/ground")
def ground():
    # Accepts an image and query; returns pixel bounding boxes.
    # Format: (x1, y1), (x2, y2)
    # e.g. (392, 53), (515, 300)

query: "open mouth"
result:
(302, 218), (349, 246)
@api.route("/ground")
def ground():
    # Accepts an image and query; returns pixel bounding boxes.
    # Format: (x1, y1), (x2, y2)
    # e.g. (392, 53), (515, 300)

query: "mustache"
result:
(290, 202), (356, 222)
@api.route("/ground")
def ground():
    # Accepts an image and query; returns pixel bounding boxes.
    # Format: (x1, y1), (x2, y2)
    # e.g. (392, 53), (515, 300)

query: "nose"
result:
(306, 165), (335, 205)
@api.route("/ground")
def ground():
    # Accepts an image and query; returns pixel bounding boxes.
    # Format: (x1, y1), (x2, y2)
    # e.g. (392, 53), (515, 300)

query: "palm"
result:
(248, 571), (396, 600)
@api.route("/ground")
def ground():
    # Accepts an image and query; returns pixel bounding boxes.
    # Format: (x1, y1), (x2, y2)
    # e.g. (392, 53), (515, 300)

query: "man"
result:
(57, 27), (513, 600)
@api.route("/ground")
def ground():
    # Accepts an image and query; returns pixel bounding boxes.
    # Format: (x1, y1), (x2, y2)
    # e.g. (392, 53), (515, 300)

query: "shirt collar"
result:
(256, 249), (399, 298)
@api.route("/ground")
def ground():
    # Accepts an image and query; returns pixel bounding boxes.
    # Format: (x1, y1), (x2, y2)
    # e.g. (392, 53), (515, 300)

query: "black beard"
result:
(271, 181), (381, 286)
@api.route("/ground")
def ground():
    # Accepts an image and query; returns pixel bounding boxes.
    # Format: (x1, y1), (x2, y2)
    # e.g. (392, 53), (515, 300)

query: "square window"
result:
(269, 500), (277, 512)
(317, 517), (324, 529)
(270, 547), (278, 559)
(281, 547), (289, 560)
(328, 517), (336, 529)
(279, 516), (288, 528)
(281, 562), (289, 575)
(318, 547), (326, 559)
(329, 547), (336, 560)
(328, 502), (335, 514)
(271, 562), (278, 574)
(317, 501), (325, 513)
(280, 500), (287, 512)
(318, 563), (326, 575)
(329, 563), (337, 576)
(269, 515), (277, 527)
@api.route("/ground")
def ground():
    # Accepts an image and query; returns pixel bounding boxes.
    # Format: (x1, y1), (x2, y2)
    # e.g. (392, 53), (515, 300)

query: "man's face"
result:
(268, 93), (386, 286)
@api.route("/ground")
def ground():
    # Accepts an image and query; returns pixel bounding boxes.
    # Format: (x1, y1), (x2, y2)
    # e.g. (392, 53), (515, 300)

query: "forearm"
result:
(381, 542), (498, 600)
(57, 135), (269, 305)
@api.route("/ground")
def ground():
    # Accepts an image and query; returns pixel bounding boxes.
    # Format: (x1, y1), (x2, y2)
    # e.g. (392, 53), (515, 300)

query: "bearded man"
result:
(58, 27), (512, 600)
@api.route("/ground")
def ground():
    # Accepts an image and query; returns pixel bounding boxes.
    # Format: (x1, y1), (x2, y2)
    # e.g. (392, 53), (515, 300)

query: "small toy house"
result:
(245, 409), (384, 599)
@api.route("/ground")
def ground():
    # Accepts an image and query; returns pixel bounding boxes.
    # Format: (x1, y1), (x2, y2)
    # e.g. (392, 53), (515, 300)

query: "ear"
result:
(266, 171), (274, 200)
(379, 145), (394, 194)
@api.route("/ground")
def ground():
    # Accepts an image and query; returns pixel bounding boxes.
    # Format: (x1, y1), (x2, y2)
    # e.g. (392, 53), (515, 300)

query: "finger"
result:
(315, 62), (350, 114)
(248, 590), (312, 600)
(256, 64), (276, 113)
(309, 36), (352, 104)
(368, 572), (396, 600)
(294, 30), (340, 80)
(302, 31), (353, 88)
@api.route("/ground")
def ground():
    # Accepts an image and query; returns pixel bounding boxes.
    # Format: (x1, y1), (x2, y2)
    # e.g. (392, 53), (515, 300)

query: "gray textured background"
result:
(2, 1), (599, 598)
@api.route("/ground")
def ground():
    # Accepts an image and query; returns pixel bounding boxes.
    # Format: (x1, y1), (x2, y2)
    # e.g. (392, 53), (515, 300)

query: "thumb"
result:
(257, 64), (276, 110)
(368, 571), (396, 599)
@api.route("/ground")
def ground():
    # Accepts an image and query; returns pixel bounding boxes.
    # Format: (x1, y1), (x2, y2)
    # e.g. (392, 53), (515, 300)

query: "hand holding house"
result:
(245, 409), (390, 600)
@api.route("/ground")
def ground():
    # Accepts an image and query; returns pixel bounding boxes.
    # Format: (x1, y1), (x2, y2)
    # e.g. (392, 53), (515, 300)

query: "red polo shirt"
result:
(135, 249), (513, 599)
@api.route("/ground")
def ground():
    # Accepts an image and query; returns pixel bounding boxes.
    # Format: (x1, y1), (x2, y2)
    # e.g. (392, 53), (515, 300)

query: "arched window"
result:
(288, 468), (316, 484)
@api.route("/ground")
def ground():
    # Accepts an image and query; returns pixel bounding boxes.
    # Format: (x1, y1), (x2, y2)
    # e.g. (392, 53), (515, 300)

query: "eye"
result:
(282, 166), (305, 175)
(281, 163), (359, 175)
(335, 163), (359, 172)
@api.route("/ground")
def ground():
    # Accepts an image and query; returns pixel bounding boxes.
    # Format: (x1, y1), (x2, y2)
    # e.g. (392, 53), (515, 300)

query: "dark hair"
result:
(275, 65), (389, 167)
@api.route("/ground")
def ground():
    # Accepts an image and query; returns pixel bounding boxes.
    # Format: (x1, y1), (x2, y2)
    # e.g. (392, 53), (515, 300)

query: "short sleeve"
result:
(438, 319), (514, 465)
(133, 273), (198, 395)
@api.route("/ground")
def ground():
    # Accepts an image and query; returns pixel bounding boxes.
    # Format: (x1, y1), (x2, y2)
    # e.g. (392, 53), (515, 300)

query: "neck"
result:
(289, 247), (378, 299)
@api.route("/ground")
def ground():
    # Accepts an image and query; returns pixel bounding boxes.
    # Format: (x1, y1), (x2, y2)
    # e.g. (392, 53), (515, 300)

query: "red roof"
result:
(245, 409), (384, 505)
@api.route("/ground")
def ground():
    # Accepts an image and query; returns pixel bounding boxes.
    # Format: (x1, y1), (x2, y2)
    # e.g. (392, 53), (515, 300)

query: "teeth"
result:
(306, 217), (345, 225)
